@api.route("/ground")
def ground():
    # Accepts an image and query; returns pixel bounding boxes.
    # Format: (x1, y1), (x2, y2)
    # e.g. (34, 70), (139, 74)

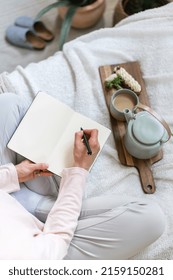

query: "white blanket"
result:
(0, 3), (173, 260)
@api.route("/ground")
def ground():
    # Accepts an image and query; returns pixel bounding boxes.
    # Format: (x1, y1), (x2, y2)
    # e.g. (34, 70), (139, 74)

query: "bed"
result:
(0, 2), (173, 260)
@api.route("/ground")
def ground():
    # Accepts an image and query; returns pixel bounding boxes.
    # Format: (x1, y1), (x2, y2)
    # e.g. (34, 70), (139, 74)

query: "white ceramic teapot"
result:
(123, 107), (171, 159)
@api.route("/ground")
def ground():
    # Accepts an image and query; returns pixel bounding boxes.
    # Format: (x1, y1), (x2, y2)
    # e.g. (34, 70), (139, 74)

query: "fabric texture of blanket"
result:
(0, 3), (173, 260)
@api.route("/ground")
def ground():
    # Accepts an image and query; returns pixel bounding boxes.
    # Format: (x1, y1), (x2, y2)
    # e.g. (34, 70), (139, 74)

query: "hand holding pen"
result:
(73, 128), (100, 170)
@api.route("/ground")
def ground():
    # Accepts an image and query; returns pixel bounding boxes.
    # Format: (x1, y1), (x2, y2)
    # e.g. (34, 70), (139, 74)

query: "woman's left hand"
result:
(15, 160), (52, 183)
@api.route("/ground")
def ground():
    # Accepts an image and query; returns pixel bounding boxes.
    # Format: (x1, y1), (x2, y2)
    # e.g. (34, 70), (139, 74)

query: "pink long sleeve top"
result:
(0, 163), (88, 260)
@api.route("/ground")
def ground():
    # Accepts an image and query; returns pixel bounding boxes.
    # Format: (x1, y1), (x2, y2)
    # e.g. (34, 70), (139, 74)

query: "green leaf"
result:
(36, 0), (70, 20)
(105, 75), (123, 90)
(35, 0), (98, 49)
(59, 5), (77, 50)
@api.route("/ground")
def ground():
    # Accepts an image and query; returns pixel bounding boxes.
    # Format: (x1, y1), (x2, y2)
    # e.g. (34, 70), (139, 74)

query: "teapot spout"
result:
(123, 108), (134, 123)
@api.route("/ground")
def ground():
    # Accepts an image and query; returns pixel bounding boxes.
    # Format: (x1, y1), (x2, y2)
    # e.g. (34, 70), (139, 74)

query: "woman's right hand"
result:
(73, 129), (100, 170)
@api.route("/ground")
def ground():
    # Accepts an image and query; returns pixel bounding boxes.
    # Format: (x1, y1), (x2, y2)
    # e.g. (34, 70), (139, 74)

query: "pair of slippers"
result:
(6, 16), (54, 50)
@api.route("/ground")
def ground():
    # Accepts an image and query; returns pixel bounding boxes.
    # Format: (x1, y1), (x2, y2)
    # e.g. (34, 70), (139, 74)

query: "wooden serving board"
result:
(99, 61), (163, 194)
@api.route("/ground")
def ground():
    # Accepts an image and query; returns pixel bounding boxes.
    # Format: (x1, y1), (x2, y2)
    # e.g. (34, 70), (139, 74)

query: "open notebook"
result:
(8, 92), (111, 176)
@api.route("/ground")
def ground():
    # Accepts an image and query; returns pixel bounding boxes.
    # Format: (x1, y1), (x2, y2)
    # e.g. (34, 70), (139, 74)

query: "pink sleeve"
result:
(43, 167), (88, 247)
(0, 163), (20, 193)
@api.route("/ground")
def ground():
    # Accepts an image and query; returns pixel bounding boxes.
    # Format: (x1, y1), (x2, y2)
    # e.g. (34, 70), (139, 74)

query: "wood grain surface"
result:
(99, 61), (163, 194)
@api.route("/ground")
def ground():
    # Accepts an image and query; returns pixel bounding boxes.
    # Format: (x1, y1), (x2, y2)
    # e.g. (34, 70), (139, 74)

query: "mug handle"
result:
(136, 103), (171, 142)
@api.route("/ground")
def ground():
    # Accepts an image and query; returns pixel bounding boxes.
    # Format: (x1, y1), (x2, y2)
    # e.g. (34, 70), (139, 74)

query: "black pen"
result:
(80, 127), (92, 155)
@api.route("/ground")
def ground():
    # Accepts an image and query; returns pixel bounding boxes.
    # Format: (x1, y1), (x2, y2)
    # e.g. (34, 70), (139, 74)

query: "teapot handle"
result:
(137, 103), (171, 142)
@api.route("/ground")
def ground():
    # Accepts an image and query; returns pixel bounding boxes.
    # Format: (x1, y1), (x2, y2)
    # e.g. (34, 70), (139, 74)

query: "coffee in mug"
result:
(113, 92), (137, 111)
(110, 89), (139, 121)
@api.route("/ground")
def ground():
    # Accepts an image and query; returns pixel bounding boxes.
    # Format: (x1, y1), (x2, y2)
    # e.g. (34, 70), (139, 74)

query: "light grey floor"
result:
(0, 0), (118, 74)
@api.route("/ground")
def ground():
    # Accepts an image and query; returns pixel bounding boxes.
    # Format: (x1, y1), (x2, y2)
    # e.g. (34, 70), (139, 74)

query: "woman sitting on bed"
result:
(0, 93), (166, 260)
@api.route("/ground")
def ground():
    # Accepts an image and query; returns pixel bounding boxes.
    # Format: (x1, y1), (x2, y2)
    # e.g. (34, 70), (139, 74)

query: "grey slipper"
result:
(6, 25), (46, 50)
(15, 16), (54, 42)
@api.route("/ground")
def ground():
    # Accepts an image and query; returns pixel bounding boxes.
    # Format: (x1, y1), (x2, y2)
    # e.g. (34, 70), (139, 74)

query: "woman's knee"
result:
(117, 200), (166, 259)
(0, 93), (29, 162)
(0, 92), (20, 106)
(0, 93), (29, 130)
(134, 200), (166, 242)
(1, 92), (27, 109)
(149, 201), (166, 238)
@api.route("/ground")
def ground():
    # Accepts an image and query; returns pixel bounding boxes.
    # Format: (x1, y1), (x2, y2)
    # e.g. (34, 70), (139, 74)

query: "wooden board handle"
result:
(136, 160), (156, 194)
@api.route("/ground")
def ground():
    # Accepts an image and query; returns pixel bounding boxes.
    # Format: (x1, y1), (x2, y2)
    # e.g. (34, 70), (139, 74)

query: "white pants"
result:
(0, 93), (165, 259)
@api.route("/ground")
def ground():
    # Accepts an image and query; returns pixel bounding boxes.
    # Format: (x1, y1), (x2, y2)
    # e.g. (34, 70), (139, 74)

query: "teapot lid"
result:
(132, 112), (165, 145)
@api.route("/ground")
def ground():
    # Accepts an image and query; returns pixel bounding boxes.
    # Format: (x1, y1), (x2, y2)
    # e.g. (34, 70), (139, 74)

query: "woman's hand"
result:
(73, 129), (100, 170)
(15, 160), (52, 183)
